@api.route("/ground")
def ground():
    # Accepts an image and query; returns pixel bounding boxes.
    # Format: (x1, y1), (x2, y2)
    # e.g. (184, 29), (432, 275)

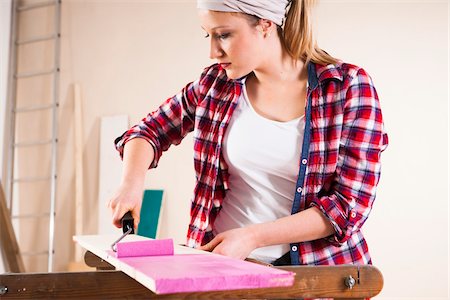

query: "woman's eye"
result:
(203, 32), (230, 40)
(216, 33), (230, 40)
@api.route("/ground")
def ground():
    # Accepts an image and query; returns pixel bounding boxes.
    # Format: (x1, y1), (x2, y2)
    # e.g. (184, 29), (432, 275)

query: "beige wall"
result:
(315, 2), (449, 298)
(0, 0), (12, 274)
(3, 0), (448, 298)
(55, 0), (209, 272)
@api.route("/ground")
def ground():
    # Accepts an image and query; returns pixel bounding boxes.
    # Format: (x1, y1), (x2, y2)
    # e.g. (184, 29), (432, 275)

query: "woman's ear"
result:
(257, 19), (275, 38)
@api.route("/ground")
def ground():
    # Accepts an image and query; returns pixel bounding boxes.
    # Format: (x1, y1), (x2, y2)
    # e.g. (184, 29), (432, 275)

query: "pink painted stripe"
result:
(118, 254), (295, 294)
(116, 238), (174, 258)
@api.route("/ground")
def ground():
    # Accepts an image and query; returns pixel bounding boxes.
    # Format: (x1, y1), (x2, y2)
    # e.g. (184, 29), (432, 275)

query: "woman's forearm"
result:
(121, 138), (154, 187)
(250, 207), (335, 248)
(109, 138), (155, 228)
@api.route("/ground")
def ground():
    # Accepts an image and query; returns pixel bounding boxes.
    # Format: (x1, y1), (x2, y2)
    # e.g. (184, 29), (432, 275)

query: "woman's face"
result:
(198, 10), (265, 79)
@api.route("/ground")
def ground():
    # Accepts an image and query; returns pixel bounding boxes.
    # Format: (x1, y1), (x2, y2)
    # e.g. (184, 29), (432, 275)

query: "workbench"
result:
(0, 235), (383, 299)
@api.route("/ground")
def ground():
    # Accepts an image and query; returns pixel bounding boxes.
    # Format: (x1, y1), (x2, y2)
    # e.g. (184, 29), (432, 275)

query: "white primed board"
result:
(97, 115), (129, 235)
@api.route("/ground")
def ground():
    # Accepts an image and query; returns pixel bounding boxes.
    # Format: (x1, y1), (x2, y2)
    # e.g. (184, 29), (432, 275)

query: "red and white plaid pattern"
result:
(115, 61), (388, 265)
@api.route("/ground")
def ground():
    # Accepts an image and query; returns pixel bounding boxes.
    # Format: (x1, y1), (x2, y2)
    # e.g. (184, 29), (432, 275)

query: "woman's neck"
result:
(252, 38), (307, 87)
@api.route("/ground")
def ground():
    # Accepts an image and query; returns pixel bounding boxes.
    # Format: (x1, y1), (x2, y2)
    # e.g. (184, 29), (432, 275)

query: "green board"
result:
(137, 189), (164, 239)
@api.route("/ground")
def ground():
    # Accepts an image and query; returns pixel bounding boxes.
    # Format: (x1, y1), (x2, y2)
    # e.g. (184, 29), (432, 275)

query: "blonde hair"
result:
(282, 0), (337, 65)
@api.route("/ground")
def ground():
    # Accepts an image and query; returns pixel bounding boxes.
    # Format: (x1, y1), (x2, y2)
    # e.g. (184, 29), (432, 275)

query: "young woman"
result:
(109, 0), (388, 266)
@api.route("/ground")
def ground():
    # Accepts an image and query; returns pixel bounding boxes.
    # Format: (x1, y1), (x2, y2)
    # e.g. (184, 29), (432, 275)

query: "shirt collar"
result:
(308, 61), (344, 89)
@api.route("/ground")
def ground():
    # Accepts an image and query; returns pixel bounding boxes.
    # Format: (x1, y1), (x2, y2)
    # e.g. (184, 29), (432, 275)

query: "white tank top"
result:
(213, 79), (305, 263)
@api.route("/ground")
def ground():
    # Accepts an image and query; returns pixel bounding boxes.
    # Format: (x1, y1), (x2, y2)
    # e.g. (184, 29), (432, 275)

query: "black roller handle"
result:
(121, 211), (135, 234)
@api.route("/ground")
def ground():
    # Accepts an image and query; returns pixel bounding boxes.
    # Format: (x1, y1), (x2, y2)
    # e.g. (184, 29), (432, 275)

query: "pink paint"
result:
(117, 253), (295, 294)
(116, 238), (174, 258)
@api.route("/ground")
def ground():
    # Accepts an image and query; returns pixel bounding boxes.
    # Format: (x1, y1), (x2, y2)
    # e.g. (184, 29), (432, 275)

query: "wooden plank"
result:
(0, 271), (154, 299)
(73, 235), (295, 294)
(83, 250), (383, 299)
(0, 182), (25, 273)
(97, 115), (129, 236)
(74, 234), (213, 262)
(0, 265), (382, 299)
(84, 251), (114, 270)
(73, 83), (84, 262)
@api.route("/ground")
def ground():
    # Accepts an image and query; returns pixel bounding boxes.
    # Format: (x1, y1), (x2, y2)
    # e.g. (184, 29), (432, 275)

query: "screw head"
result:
(0, 285), (8, 295)
(344, 275), (356, 289)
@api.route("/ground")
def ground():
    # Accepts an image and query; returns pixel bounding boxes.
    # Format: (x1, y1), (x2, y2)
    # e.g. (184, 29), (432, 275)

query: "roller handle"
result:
(122, 211), (135, 234)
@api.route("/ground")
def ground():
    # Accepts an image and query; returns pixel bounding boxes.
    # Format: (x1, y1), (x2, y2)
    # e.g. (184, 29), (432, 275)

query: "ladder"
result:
(3, 0), (61, 272)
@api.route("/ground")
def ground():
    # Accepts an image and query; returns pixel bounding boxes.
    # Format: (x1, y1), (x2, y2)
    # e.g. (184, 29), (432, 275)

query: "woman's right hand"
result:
(108, 182), (143, 230)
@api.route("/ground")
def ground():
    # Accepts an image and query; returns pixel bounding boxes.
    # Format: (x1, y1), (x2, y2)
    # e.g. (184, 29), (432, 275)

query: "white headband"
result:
(197, 0), (290, 26)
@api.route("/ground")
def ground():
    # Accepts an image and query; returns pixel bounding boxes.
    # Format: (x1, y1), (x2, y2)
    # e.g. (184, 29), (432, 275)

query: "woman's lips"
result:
(219, 63), (231, 69)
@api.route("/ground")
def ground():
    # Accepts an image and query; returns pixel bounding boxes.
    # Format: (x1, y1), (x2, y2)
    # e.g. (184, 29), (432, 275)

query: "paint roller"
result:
(111, 211), (174, 258)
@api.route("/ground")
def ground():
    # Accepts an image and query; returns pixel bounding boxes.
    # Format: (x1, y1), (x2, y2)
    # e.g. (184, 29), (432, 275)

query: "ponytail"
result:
(282, 0), (337, 65)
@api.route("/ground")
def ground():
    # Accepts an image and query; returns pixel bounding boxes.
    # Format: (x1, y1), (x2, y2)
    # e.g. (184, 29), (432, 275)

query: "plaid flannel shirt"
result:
(115, 61), (388, 265)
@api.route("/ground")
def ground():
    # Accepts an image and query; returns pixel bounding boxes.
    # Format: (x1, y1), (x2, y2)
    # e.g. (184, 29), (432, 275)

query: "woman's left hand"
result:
(198, 227), (259, 260)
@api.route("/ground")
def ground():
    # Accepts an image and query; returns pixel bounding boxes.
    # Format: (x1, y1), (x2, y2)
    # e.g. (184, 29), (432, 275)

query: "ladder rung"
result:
(14, 103), (57, 113)
(12, 213), (50, 220)
(21, 251), (49, 256)
(17, 0), (57, 12)
(16, 34), (58, 45)
(14, 139), (54, 148)
(13, 176), (52, 183)
(15, 69), (57, 79)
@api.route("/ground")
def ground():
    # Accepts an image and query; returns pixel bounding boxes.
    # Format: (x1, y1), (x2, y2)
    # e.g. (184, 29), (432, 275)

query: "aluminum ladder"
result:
(3, 0), (61, 272)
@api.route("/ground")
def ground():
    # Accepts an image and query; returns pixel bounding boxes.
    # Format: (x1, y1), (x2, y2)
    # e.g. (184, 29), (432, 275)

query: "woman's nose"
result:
(209, 39), (223, 59)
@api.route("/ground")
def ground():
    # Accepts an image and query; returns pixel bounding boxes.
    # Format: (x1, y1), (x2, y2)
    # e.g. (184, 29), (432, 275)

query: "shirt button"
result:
(291, 246), (298, 251)
(301, 159), (307, 165)
(297, 187), (302, 193)
(350, 211), (357, 218)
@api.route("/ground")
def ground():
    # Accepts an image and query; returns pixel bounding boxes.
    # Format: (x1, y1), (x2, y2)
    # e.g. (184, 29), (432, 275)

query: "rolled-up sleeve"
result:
(310, 67), (389, 246)
(115, 73), (204, 169)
